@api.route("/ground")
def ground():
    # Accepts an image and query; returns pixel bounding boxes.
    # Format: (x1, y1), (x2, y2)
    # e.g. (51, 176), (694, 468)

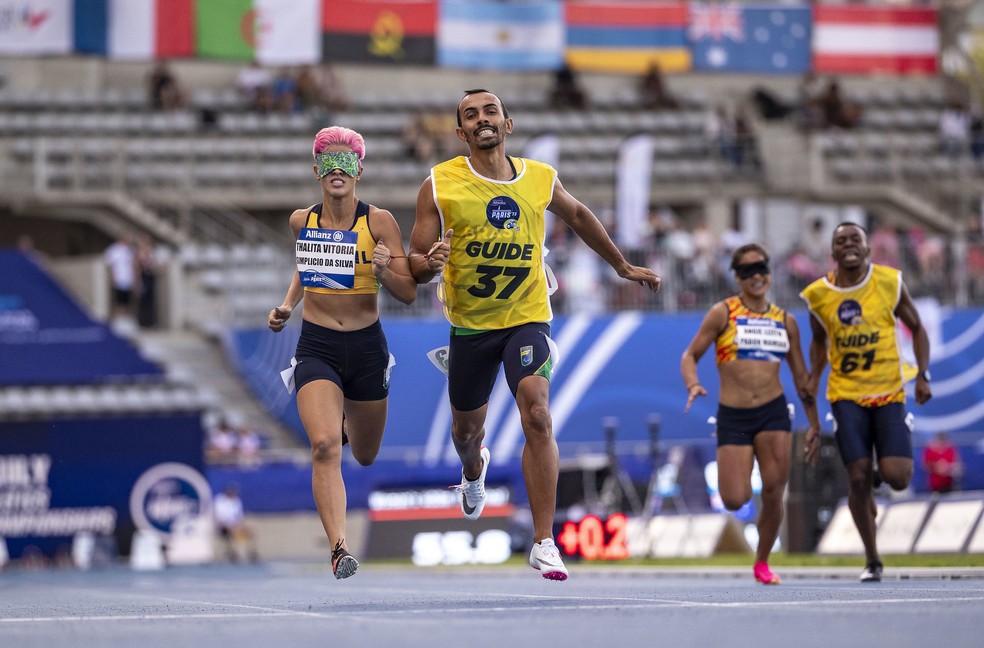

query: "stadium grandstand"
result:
(2, 0), (984, 567)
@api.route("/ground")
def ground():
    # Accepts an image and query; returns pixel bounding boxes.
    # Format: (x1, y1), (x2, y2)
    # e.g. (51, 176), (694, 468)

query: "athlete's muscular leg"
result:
(715, 445), (755, 511)
(343, 398), (388, 466)
(515, 375), (558, 543)
(753, 431), (792, 564)
(297, 380), (348, 551)
(451, 404), (488, 481)
(878, 456), (913, 491)
(845, 457), (879, 564)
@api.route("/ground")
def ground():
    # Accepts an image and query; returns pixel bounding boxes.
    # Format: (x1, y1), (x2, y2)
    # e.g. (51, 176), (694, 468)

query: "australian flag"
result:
(689, 3), (811, 74)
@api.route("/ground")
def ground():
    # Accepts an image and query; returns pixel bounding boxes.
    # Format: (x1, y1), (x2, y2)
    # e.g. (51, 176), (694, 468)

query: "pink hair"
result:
(312, 126), (366, 162)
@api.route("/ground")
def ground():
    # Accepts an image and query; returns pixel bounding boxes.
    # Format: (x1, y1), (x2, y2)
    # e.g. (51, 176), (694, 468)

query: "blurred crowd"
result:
(146, 59), (349, 119)
(204, 415), (266, 467)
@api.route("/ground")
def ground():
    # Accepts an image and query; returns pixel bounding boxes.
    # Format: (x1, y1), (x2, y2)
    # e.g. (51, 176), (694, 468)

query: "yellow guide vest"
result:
(431, 156), (554, 330)
(800, 264), (905, 406)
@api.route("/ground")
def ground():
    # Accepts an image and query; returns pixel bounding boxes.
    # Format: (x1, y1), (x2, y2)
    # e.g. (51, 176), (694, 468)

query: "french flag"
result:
(74, 0), (194, 60)
(812, 5), (938, 75)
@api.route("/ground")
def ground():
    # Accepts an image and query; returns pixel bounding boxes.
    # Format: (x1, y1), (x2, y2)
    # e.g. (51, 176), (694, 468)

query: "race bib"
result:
(735, 316), (790, 362)
(296, 228), (358, 289)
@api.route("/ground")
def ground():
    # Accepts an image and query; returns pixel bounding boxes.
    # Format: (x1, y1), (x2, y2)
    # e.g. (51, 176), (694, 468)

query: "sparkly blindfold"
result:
(316, 151), (360, 178)
(734, 261), (770, 279)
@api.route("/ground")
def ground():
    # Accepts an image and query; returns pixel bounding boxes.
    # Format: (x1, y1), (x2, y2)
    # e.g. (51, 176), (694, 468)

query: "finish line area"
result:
(2, 563), (982, 648)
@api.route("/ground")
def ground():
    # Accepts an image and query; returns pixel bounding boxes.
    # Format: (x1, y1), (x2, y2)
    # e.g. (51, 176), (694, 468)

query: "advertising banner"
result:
(0, 0), (73, 55)
(0, 414), (206, 560)
(0, 251), (162, 386)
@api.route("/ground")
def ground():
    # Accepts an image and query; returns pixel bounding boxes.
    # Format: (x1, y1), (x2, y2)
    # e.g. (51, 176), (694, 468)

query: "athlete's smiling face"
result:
(734, 251), (771, 297)
(456, 92), (512, 151)
(831, 224), (870, 271)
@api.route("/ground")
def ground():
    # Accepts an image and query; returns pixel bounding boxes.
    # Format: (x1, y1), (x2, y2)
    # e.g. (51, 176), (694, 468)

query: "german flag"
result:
(322, 0), (436, 65)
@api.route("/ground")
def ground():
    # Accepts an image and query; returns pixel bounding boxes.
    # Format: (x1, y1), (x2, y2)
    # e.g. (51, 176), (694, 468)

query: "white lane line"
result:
(4, 594), (982, 624)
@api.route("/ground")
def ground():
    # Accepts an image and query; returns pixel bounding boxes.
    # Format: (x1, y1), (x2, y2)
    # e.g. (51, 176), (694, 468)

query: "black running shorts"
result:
(830, 400), (912, 465)
(715, 394), (791, 447)
(293, 319), (392, 401)
(448, 322), (552, 412)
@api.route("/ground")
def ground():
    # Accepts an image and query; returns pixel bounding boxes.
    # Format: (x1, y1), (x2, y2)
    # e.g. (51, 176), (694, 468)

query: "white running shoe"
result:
(529, 538), (569, 581)
(453, 446), (489, 520)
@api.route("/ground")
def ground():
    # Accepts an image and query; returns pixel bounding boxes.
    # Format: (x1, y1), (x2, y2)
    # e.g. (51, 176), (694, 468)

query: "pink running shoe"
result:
(754, 561), (780, 585)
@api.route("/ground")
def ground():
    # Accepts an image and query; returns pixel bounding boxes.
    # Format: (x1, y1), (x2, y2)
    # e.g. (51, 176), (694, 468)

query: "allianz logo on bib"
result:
(303, 229), (347, 241)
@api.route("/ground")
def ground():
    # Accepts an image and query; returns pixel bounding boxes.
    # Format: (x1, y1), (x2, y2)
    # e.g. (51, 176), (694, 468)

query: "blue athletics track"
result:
(1, 562), (981, 648)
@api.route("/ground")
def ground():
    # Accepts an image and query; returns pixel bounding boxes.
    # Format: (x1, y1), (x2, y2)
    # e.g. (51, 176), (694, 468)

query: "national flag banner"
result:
(322, 0), (435, 65)
(813, 5), (938, 75)
(0, 0), (73, 55)
(437, 0), (563, 71)
(74, 0), (194, 60)
(196, 0), (321, 65)
(564, 2), (690, 74)
(689, 3), (811, 74)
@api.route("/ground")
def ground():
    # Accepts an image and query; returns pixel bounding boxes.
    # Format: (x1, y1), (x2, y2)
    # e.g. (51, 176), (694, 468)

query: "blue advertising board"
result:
(0, 415), (206, 559)
(229, 306), (984, 498)
(0, 251), (163, 386)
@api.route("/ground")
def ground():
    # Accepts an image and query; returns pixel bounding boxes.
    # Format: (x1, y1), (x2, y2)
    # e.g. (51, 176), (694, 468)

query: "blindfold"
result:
(316, 151), (361, 178)
(734, 261), (770, 279)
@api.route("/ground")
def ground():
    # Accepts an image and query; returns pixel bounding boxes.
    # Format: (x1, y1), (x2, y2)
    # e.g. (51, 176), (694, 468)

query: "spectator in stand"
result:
(939, 100), (971, 157)
(783, 244), (821, 293)
(796, 71), (824, 130)
(868, 220), (902, 269)
(270, 67), (299, 114)
(236, 59), (272, 112)
(317, 63), (350, 113)
(562, 238), (606, 314)
(235, 424), (263, 467)
(638, 61), (678, 110)
(294, 65), (323, 114)
(548, 61), (587, 110)
(135, 235), (159, 328)
(922, 432), (963, 494)
(103, 232), (137, 324)
(707, 104), (739, 166)
(915, 233), (947, 297)
(717, 212), (750, 279)
(147, 61), (187, 111)
(818, 79), (861, 129)
(213, 482), (259, 563)
(733, 106), (758, 169)
(799, 217), (830, 275)
(691, 218), (721, 295)
(970, 109), (984, 160)
(966, 216), (984, 301)
(206, 418), (238, 464)
(403, 109), (439, 163)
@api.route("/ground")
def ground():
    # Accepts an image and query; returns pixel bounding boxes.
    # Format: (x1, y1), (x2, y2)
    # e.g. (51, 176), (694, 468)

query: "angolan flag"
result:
(322, 0), (436, 65)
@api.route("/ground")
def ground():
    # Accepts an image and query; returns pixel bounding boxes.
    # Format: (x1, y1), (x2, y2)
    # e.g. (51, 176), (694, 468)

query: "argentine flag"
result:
(438, 0), (564, 71)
